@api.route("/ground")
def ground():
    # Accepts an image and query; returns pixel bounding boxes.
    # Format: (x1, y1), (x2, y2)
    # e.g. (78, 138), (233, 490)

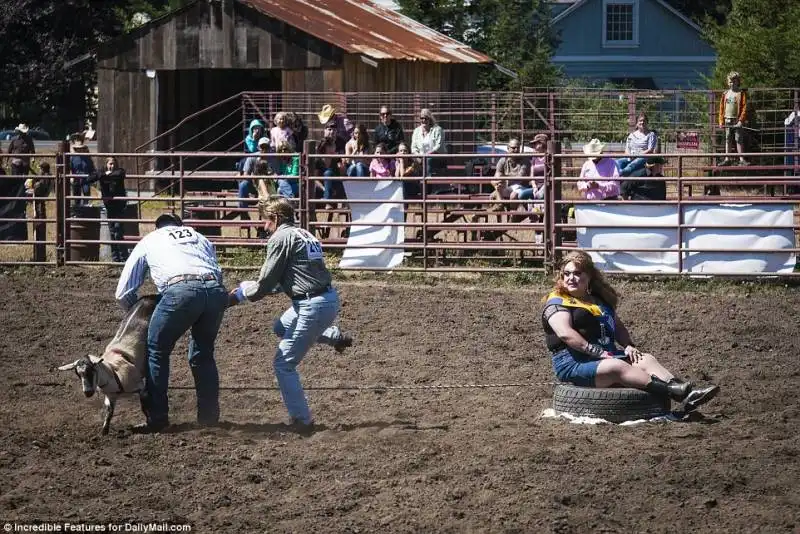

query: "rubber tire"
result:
(552, 383), (670, 423)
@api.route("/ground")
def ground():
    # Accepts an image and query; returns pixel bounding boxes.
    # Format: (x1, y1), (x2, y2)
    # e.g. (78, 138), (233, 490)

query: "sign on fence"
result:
(676, 131), (700, 150)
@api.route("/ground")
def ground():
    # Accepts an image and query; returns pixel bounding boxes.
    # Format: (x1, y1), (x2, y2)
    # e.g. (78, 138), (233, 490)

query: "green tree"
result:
(396, 0), (561, 91)
(0, 0), (132, 136)
(706, 0), (800, 88)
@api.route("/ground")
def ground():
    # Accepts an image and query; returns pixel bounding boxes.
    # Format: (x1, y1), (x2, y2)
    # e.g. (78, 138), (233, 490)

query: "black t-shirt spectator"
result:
(373, 120), (405, 153)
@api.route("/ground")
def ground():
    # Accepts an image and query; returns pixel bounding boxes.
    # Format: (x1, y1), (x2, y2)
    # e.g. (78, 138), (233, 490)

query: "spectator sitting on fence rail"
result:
(718, 71), (750, 166)
(344, 124), (370, 178)
(369, 143), (395, 178)
(87, 156), (130, 262)
(411, 108), (444, 179)
(395, 141), (421, 199)
(7, 123), (34, 179)
(488, 137), (530, 211)
(69, 133), (95, 208)
(542, 250), (720, 414)
(373, 105), (405, 154)
(616, 112), (659, 177)
(316, 123), (346, 202)
(275, 140), (300, 199)
(318, 104), (353, 148)
(577, 139), (620, 200)
(621, 156), (667, 201)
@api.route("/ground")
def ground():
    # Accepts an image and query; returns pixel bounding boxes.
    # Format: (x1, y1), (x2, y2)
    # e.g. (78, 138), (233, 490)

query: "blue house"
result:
(550, 0), (716, 89)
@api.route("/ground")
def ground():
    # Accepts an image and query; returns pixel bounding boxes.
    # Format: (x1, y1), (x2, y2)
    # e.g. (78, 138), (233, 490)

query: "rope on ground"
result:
(170, 382), (556, 391)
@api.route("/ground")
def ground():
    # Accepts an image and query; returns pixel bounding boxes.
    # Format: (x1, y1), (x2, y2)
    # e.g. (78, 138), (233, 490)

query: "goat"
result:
(58, 295), (157, 434)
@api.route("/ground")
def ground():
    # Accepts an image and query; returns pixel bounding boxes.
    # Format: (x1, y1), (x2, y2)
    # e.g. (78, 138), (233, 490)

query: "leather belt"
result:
(165, 273), (218, 287)
(292, 285), (332, 301)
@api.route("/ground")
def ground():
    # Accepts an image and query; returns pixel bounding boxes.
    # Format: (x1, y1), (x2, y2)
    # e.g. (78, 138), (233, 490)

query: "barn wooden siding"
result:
(96, 0), (485, 159)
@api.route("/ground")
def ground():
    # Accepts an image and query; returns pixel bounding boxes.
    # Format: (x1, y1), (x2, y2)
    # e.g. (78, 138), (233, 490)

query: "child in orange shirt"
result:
(718, 71), (749, 166)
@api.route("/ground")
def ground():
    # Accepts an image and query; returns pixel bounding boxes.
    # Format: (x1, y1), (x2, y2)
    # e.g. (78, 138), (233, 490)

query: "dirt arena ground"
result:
(0, 268), (798, 533)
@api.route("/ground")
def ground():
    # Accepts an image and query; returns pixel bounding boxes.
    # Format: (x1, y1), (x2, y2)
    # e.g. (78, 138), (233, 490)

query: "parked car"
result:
(0, 128), (51, 141)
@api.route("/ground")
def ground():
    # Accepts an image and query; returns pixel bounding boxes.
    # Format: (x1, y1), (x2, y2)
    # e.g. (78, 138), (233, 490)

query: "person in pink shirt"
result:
(577, 139), (620, 200)
(369, 143), (395, 178)
(270, 112), (293, 151)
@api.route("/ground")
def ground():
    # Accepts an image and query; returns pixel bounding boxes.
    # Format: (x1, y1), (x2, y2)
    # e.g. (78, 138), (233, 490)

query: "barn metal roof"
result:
(239, 0), (493, 63)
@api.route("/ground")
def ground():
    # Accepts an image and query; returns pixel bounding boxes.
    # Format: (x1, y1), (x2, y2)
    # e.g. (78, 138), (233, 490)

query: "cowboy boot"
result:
(682, 384), (721, 412)
(645, 376), (692, 402)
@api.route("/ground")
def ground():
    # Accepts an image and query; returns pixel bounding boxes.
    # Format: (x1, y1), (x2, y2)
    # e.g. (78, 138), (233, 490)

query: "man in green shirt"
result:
(228, 199), (353, 431)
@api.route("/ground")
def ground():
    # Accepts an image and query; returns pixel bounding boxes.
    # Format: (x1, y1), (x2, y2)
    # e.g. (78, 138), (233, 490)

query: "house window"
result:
(603, 0), (639, 47)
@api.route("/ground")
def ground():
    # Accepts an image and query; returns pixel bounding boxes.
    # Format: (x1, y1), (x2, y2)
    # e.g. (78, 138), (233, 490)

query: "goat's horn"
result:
(58, 362), (78, 371)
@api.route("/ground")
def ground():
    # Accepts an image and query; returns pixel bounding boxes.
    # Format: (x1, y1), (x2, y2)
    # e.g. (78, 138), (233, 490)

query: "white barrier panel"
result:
(683, 204), (795, 273)
(576, 204), (680, 272)
(339, 179), (405, 269)
(576, 203), (796, 273)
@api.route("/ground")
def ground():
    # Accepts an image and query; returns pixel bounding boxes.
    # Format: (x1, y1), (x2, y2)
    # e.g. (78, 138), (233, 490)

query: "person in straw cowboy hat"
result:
(318, 104), (353, 147)
(7, 123), (35, 178)
(577, 138), (620, 200)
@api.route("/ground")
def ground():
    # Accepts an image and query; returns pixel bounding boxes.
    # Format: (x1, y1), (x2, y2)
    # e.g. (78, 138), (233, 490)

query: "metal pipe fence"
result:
(0, 141), (798, 276)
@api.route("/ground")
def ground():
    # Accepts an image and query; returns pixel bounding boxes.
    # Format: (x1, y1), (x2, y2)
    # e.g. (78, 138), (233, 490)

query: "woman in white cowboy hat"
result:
(577, 138), (620, 200)
(318, 104), (353, 146)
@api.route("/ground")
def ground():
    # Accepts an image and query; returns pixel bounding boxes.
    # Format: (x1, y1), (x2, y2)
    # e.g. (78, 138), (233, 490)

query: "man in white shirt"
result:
(115, 213), (227, 432)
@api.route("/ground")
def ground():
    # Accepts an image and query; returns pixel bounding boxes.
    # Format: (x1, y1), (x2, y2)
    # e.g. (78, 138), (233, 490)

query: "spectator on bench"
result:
(316, 123), (346, 202)
(369, 143), (395, 178)
(621, 157), (667, 201)
(284, 111), (308, 151)
(411, 108), (444, 179)
(318, 104), (353, 148)
(373, 105), (405, 154)
(489, 137), (530, 211)
(344, 124), (370, 178)
(239, 119), (265, 174)
(577, 139), (620, 200)
(515, 133), (549, 203)
(270, 112), (293, 151)
(395, 141), (421, 199)
(275, 140), (300, 199)
(616, 113), (658, 177)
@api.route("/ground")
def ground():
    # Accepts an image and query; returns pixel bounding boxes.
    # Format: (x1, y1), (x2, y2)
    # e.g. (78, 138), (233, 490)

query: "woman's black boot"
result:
(645, 376), (692, 402)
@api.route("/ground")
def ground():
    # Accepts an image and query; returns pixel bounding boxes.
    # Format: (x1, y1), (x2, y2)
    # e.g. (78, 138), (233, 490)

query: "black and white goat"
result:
(58, 296), (157, 434)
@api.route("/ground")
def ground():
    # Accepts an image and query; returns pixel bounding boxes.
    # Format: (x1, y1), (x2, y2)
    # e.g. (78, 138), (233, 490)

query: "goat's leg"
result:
(102, 395), (116, 435)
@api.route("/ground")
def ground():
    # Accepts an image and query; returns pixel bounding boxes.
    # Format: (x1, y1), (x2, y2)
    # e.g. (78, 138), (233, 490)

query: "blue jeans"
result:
(347, 162), (368, 177)
(104, 200), (129, 262)
(146, 278), (227, 425)
(277, 179), (299, 199)
(616, 157), (647, 177)
(322, 168), (343, 200)
(238, 179), (258, 211)
(271, 288), (343, 424)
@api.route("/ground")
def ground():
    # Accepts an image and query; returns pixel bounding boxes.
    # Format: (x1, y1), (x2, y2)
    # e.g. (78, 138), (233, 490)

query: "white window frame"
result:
(602, 0), (639, 48)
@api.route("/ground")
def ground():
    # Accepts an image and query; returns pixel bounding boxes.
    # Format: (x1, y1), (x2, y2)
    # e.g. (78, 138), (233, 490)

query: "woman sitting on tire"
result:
(542, 250), (719, 412)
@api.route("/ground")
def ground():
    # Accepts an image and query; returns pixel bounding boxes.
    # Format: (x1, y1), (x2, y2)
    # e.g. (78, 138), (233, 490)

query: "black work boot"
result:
(645, 376), (692, 402)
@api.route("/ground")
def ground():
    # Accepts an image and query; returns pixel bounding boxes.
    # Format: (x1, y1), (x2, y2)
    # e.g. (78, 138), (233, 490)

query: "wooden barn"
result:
(95, 0), (494, 157)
